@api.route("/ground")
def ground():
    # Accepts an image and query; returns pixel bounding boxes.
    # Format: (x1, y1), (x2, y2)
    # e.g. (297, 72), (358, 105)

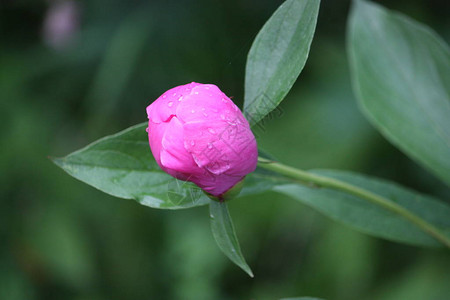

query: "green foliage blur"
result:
(1, 0), (449, 299)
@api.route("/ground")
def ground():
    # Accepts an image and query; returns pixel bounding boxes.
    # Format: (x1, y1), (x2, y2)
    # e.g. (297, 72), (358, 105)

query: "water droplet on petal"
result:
(162, 94), (167, 98)
(205, 86), (210, 90)
(207, 143), (213, 149)
(190, 140), (195, 146)
(172, 93), (177, 96)
(167, 101), (173, 107)
(206, 161), (230, 174)
(220, 114), (225, 120)
(145, 127), (149, 132)
(208, 128), (216, 134)
(178, 96), (183, 102)
(194, 91), (199, 95)
(191, 109), (195, 113)
(203, 113), (208, 117)
(233, 105), (238, 111)
(221, 98), (227, 103)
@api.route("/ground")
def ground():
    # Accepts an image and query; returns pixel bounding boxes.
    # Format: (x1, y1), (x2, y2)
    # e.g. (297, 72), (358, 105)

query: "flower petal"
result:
(183, 120), (257, 177)
(159, 116), (202, 178)
(176, 84), (244, 124)
(147, 82), (201, 123)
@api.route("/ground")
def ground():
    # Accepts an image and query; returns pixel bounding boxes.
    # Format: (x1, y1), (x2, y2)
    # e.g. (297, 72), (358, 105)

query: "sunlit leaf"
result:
(244, 0), (320, 126)
(52, 123), (210, 209)
(348, 0), (450, 185)
(210, 201), (254, 277)
(275, 169), (450, 247)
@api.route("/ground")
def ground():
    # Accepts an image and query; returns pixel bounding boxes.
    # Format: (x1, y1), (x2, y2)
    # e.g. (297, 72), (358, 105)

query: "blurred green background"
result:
(1, 0), (450, 299)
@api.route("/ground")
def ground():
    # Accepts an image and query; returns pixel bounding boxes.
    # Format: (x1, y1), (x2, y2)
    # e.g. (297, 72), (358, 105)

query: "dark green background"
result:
(1, 0), (449, 299)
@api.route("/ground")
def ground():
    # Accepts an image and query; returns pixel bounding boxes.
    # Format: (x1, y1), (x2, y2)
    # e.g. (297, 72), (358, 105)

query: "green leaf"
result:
(244, 0), (320, 126)
(240, 149), (289, 197)
(209, 201), (254, 277)
(348, 0), (450, 185)
(241, 167), (291, 197)
(274, 169), (450, 247)
(51, 123), (210, 209)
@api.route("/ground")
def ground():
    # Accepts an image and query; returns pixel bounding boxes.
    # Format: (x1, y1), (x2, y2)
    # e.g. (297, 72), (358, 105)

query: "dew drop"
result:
(190, 140), (195, 146)
(191, 109), (195, 113)
(233, 105), (238, 111)
(208, 128), (216, 134)
(205, 86), (210, 90)
(194, 91), (199, 95)
(207, 143), (213, 149)
(178, 96), (183, 102)
(203, 113), (208, 117)
(145, 127), (149, 132)
(162, 94), (167, 98)
(221, 98), (227, 103)
(210, 213), (214, 219)
(167, 101), (173, 107)
(172, 92), (177, 96)
(206, 161), (231, 174)
(220, 114), (225, 120)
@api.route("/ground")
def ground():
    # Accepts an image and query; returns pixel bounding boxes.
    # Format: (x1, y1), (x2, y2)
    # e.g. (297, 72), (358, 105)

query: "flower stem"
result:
(257, 157), (450, 249)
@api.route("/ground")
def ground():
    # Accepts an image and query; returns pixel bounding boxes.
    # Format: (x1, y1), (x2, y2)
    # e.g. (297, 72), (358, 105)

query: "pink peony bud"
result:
(146, 82), (258, 198)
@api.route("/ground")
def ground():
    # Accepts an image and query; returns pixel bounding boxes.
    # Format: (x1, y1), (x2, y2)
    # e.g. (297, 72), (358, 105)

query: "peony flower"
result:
(146, 82), (258, 198)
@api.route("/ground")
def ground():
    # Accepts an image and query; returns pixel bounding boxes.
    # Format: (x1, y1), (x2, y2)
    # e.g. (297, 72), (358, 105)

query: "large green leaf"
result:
(244, 0), (320, 126)
(274, 169), (450, 247)
(209, 201), (254, 277)
(348, 0), (450, 185)
(52, 123), (210, 209)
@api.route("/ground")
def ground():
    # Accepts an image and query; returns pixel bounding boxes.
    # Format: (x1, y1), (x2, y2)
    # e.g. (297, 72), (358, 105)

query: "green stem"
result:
(257, 157), (450, 249)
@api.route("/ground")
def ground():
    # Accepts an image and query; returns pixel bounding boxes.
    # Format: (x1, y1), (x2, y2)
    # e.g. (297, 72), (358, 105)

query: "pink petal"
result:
(147, 82), (201, 123)
(159, 116), (202, 178)
(176, 84), (242, 124)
